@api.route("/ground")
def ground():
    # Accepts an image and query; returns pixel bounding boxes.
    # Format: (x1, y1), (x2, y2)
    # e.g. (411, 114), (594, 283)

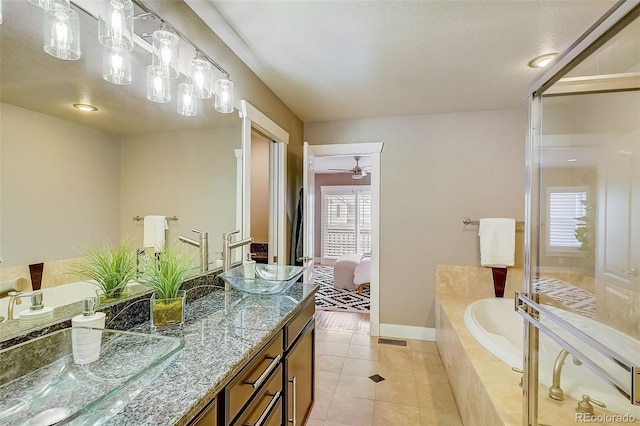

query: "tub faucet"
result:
(548, 349), (582, 401)
(179, 229), (209, 273)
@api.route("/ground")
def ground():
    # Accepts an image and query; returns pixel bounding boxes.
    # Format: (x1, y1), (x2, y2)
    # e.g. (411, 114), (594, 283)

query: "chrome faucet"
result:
(179, 229), (209, 273)
(548, 349), (582, 401)
(222, 230), (253, 290)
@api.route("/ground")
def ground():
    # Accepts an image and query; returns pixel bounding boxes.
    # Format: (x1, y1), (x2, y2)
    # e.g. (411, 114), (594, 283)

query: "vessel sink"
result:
(0, 328), (183, 425)
(219, 264), (305, 294)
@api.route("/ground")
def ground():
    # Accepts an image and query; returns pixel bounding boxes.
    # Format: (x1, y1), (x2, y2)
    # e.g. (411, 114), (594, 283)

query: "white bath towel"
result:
(479, 218), (515, 267)
(143, 215), (168, 250)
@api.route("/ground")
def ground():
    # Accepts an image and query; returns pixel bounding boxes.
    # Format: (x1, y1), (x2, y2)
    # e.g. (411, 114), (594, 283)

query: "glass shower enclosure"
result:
(523, 2), (640, 425)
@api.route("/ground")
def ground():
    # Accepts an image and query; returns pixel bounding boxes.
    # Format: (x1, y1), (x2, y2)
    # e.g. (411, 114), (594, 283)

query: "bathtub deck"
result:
(435, 295), (625, 426)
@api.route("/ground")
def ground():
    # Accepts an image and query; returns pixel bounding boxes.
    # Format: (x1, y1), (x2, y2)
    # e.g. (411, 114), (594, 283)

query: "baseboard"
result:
(379, 324), (436, 341)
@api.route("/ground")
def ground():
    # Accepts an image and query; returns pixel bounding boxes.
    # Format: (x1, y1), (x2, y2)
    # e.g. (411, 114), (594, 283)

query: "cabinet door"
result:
(190, 397), (217, 426)
(285, 321), (314, 426)
(597, 134), (640, 288)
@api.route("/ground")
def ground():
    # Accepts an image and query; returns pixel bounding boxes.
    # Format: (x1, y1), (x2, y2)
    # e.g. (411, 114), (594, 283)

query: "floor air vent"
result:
(377, 338), (407, 346)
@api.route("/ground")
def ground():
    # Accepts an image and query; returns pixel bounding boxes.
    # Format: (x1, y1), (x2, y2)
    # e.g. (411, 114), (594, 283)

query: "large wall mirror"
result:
(0, 1), (242, 338)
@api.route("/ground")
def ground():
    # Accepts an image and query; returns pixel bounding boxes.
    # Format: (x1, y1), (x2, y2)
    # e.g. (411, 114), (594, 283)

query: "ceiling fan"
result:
(329, 156), (371, 179)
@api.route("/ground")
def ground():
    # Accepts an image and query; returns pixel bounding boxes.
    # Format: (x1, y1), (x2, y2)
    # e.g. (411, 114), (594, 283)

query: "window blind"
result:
(548, 190), (587, 249)
(321, 186), (371, 260)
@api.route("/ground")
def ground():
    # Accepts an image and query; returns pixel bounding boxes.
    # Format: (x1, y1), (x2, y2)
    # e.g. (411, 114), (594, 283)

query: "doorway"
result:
(303, 142), (383, 336)
(240, 100), (288, 265)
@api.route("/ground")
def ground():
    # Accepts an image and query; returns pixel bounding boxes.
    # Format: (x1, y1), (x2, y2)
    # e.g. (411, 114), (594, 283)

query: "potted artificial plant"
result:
(71, 240), (137, 303)
(141, 244), (193, 328)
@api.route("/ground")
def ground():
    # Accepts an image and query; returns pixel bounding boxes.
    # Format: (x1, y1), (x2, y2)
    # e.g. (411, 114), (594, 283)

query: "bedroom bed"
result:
(333, 253), (370, 292)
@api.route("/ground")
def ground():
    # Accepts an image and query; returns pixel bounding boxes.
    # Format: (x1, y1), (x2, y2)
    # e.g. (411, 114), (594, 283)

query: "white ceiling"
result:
(186, 0), (615, 124)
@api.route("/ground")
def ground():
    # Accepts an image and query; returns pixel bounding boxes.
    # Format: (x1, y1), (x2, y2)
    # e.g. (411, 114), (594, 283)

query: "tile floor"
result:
(310, 311), (463, 426)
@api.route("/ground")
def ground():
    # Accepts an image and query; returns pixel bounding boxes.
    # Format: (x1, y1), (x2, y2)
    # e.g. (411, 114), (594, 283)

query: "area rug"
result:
(314, 265), (370, 312)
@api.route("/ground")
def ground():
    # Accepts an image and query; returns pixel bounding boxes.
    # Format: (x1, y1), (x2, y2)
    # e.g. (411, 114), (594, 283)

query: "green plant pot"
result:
(150, 290), (186, 327)
(96, 287), (128, 305)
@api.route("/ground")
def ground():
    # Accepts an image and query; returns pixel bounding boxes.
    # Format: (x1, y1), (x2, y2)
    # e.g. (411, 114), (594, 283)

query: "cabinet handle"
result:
(625, 268), (638, 276)
(244, 354), (282, 389)
(288, 376), (297, 426)
(243, 391), (281, 426)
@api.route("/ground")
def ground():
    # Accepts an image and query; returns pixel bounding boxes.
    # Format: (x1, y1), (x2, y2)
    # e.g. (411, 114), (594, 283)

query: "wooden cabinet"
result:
(191, 296), (315, 426)
(189, 397), (218, 426)
(285, 320), (314, 426)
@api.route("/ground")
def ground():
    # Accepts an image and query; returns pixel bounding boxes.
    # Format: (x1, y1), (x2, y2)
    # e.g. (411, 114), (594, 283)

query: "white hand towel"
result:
(479, 218), (516, 267)
(143, 215), (168, 250)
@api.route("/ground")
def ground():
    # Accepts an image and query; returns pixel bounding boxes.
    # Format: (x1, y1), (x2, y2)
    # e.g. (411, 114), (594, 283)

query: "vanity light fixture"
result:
(43, 2), (81, 60)
(73, 103), (98, 112)
(98, 0), (134, 52)
(146, 65), (170, 103)
(103, 47), (131, 85)
(29, 0), (69, 10)
(177, 83), (197, 117)
(189, 52), (213, 99)
(214, 74), (234, 114)
(152, 26), (179, 80)
(528, 53), (558, 68)
(0, 0), (3, 25)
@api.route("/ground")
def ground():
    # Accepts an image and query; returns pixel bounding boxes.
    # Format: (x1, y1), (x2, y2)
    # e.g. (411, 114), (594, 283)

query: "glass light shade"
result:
(146, 65), (170, 103)
(43, 5), (81, 60)
(152, 29), (179, 80)
(0, 0), (3, 25)
(98, 0), (134, 52)
(29, 0), (69, 11)
(103, 48), (131, 85)
(177, 83), (197, 117)
(189, 57), (213, 99)
(214, 77), (234, 114)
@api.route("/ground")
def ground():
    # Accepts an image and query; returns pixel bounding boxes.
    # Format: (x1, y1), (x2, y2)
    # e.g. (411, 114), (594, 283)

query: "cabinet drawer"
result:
(285, 297), (315, 349)
(227, 331), (283, 422)
(232, 364), (283, 426)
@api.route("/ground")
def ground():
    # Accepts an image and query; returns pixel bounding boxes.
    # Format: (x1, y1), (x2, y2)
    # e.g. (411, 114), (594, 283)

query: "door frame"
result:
(241, 100), (288, 265)
(308, 142), (383, 336)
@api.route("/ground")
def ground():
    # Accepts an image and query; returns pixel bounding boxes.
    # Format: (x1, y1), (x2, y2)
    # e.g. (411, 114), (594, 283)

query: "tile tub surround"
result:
(105, 282), (318, 425)
(0, 271), (224, 349)
(435, 265), (524, 301)
(436, 293), (633, 425)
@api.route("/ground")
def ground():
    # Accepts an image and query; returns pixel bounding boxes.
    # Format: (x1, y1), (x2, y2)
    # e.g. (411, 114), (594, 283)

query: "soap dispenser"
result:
(243, 252), (256, 278)
(18, 291), (54, 326)
(71, 297), (105, 364)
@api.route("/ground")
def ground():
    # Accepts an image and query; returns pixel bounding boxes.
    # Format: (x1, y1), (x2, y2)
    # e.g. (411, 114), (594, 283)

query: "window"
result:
(321, 186), (371, 263)
(547, 186), (588, 253)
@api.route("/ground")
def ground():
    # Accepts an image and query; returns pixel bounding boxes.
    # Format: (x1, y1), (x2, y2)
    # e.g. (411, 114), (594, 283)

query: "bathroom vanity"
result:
(105, 282), (317, 425)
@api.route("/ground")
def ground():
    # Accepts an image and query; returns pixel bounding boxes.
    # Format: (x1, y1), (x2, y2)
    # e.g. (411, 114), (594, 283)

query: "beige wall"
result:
(120, 126), (240, 260)
(250, 130), (271, 243)
(0, 103), (121, 267)
(305, 108), (526, 328)
(314, 173), (371, 257)
(153, 2), (305, 259)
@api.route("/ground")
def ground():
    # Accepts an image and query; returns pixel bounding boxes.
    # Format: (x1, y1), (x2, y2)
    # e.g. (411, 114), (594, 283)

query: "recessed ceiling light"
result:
(73, 103), (98, 112)
(528, 53), (558, 69)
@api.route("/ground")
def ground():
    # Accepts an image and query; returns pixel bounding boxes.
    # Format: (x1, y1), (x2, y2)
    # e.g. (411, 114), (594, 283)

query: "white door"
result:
(302, 142), (315, 282)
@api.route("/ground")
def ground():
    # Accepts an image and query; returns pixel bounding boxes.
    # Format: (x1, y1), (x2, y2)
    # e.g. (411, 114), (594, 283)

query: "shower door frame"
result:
(523, 1), (640, 425)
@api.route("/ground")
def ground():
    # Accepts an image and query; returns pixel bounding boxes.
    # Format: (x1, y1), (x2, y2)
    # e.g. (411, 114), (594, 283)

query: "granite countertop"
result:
(107, 282), (319, 426)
